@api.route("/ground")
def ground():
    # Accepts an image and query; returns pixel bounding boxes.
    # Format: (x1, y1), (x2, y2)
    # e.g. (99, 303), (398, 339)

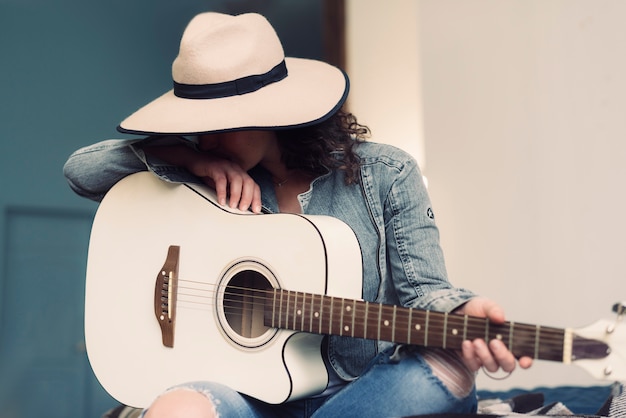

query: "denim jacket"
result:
(63, 137), (475, 380)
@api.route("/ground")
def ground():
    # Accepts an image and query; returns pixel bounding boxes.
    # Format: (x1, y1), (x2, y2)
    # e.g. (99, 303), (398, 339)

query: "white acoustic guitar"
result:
(85, 172), (626, 408)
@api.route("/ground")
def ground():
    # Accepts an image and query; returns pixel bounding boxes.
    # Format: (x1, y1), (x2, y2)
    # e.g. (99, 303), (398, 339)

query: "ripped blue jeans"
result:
(141, 346), (477, 417)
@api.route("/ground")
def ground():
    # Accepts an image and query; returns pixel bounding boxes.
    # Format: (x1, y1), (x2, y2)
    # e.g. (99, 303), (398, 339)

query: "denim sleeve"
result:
(384, 157), (475, 313)
(63, 136), (198, 202)
(63, 139), (148, 201)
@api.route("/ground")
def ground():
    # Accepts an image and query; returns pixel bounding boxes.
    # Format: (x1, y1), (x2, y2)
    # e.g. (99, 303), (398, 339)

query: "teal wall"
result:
(1, 0), (323, 210)
(0, 1), (323, 416)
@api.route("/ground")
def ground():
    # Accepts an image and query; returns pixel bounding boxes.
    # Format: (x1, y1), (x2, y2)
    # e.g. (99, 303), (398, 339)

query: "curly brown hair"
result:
(276, 109), (369, 184)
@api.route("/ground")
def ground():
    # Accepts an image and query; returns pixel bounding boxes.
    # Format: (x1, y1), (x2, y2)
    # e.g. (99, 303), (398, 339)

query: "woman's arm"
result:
(382, 154), (474, 312)
(64, 137), (261, 212)
(142, 144), (261, 213)
(63, 139), (149, 202)
(382, 153), (532, 373)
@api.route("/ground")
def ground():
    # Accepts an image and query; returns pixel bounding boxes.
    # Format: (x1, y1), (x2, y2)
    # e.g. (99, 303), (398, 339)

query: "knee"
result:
(144, 388), (218, 418)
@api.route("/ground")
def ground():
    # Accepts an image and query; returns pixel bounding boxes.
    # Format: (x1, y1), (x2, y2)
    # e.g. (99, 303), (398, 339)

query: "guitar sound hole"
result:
(224, 270), (271, 339)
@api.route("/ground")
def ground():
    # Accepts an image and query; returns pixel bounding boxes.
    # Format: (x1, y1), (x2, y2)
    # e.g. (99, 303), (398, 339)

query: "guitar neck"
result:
(263, 289), (605, 363)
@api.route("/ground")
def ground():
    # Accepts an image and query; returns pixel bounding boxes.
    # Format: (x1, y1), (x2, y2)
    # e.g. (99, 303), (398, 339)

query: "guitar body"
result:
(85, 173), (626, 409)
(85, 172), (363, 407)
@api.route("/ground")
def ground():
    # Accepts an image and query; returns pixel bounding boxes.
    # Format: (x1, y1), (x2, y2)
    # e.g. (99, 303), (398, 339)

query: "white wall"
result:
(345, 0), (425, 168)
(347, 0), (626, 391)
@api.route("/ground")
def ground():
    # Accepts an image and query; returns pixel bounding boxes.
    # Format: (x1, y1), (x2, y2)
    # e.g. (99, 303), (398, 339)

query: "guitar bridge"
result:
(154, 245), (180, 347)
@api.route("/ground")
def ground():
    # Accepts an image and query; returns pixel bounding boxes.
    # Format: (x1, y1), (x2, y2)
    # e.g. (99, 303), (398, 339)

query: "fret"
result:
(463, 315), (468, 341)
(357, 300), (368, 339)
(485, 317), (489, 342)
(344, 299), (352, 336)
(271, 289), (277, 329)
(328, 296), (334, 335)
(535, 325), (540, 359)
(340, 299), (354, 337)
(324, 295), (331, 335)
(396, 307), (404, 342)
(424, 310), (429, 346)
(285, 290), (292, 329)
(277, 290), (283, 328)
(363, 301), (370, 339)
(445, 314), (466, 348)
(370, 301), (380, 340)
(367, 302), (379, 340)
(320, 294), (326, 334)
(317, 294), (324, 334)
(350, 300), (356, 338)
(407, 307), (413, 343)
(442, 312), (448, 348)
(480, 320), (506, 347)
(483, 322), (565, 361)
(332, 297), (342, 336)
(297, 291), (304, 331)
(493, 325), (503, 343)
(391, 305), (397, 342)
(284, 290), (291, 329)
(378, 305), (390, 342)
(339, 299), (345, 336)
(315, 294), (326, 334)
(278, 289), (285, 329)
(313, 293), (320, 333)
(271, 289), (278, 328)
(307, 292), (314, 333)
(422, 311), (450, 348)
(377, 303), (382, 341)
(300, 292), (306, 331)
(393, 305), (410, 344)
(287, 290), (293, 329)
(336, 298), (345, 336)
(290, 291), (295, 329)
(292, 291), (299, 331)
(538, 326), (566, 362)
(409, 309), (425, 345)
(263, 290), (567, 364)
(307, 293), (315, 333)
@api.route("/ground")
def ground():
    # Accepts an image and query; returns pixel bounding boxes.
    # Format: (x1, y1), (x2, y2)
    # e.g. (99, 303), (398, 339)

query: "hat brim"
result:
(117, 58), (349, 136)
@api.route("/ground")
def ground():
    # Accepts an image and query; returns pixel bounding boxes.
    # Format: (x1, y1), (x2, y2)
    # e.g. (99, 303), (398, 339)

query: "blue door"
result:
(0, 207), (103, 417)
(0, 1), (324, 416)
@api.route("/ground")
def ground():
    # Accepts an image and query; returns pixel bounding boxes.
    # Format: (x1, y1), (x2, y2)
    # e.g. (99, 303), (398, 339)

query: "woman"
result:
(64, 12), (531, 417)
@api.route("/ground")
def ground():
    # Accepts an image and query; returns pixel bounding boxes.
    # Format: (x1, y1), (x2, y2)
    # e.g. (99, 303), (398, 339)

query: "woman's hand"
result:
(187, 155), (262, 214)
(455, 297), (533, 374)
(143, 145), (263, 213)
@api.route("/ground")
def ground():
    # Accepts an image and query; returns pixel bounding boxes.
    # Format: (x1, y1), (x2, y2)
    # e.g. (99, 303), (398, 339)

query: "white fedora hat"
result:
(117, 12), (349, 135)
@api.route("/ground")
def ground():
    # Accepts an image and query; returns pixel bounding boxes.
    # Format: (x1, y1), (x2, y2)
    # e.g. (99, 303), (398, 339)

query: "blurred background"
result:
(0, 1), (329, 416)
(1, 0), (625, 416)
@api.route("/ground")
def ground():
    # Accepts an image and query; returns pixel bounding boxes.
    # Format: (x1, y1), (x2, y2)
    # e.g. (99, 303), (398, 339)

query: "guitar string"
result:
(182, 299), (568, 350)
(176, 289), (569, 357)
(175, 307), (585, 359)
(173, 279), (569, 345)
(162, 279), (572, 354)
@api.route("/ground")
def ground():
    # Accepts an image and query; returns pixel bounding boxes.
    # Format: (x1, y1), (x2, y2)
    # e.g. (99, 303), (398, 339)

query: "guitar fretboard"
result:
(264, 289), (571, 362)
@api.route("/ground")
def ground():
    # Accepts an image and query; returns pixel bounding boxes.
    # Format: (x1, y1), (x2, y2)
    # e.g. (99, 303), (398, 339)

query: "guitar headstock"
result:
(571, 304), (626, 381)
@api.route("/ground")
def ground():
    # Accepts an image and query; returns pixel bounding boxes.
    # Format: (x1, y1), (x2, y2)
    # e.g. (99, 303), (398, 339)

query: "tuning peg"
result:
(607, 302), (626, 334)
